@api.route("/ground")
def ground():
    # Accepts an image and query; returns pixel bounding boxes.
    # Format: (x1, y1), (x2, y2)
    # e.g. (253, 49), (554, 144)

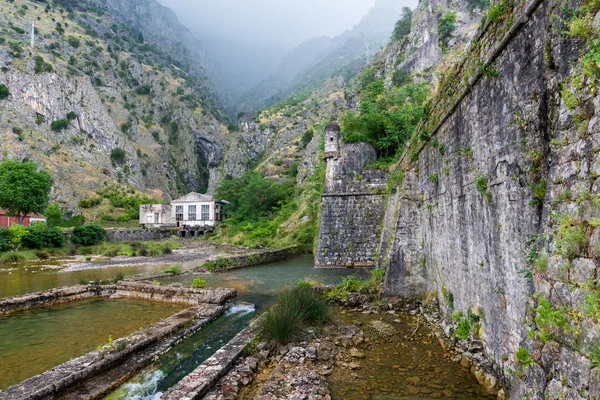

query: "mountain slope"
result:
(235, 0), (411, 113)
(0, 0), (232, 210)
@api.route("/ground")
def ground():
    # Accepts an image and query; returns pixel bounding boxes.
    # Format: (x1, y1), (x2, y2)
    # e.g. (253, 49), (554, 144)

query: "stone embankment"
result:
(0, 282), (236, 315)
(162, 324), (259, 400)
(196, 247), (302, 273)
(0, 306), (223, 400)
(0, 280), (240, 400)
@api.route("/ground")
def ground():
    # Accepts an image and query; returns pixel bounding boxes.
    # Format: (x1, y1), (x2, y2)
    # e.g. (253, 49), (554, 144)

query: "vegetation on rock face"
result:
(110, 148), (127, 165)
(0, 160), (52, 223)
(341, 79), (430, 159)
(0, 84), (9, 99)
(391, 7), (413, 43)
(438, 11), (457, 50)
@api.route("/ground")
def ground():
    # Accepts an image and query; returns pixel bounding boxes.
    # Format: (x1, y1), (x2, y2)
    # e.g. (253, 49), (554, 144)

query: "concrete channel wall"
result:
(0, 282), (236, 315)
(162, 324), (259, 400)
(0, 284), (238, 400)
(0, 305), (225, 400)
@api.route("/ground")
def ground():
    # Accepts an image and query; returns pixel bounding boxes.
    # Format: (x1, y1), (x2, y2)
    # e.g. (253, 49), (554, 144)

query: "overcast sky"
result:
(158, 0), (377, 49)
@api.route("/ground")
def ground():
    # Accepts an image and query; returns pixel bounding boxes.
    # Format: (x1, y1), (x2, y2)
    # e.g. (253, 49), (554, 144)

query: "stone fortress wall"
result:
(315, 123), (388, 268)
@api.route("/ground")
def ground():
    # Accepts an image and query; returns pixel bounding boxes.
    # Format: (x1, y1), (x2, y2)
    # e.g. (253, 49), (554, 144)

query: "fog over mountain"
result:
(158, 0), (417, 112)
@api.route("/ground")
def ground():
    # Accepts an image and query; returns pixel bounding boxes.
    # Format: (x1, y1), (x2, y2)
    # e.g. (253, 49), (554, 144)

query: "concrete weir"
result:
(0, 283), (237, 400)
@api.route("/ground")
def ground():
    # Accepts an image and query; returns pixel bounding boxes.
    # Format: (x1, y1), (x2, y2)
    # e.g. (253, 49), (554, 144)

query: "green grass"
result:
(260, 283), (329, 344)
(589, 345), (600, 371)
(162, 264), (182, 274)
(0, 250), (39, 264)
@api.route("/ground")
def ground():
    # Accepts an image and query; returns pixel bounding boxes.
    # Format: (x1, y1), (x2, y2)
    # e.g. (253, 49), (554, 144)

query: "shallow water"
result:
(0, 298), (185, 389)
(330, 310), (496, 400)
(105, 256), (369, 399)
(0, 262), (170, 298)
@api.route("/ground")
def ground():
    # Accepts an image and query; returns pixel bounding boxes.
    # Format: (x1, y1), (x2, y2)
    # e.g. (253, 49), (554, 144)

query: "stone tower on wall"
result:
(315, 123), (389, 268)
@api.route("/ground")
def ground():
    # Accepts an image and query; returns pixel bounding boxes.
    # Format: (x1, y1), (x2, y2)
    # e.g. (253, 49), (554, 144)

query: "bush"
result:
(22, 223), (65, 249)
(51, 119), (69, 132)
(192, 278), (206, 288)
(135, 85), (151, 95)
(7, 223), (27, 250)
(260, 283), (328, 344)
(66, 111), (77, 121)
(34, 56), (52, 74)
(67, 36), (80, 48)
(0, 227), (10, 252)
(0, 84), (9, 100)
(71, 224), (106, 246)
(300, 129), (314, 148)
(110, 148), (126, 165)
(556, 219), (588, 260)
(392, 69), (411, 87)
(438, 11), (457, 49)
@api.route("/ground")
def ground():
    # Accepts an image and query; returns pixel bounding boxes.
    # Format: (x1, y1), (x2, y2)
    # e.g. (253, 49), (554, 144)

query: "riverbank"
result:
(174, 295), (501, 400)
(0, 240), (302, 299)
(60, 241), (249, 272)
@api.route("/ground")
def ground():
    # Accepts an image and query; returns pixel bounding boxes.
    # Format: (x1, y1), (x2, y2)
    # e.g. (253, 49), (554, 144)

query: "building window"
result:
(201, 205), (210, 221)
(188, 205), (197, 221)
(175, 205), (183, 221)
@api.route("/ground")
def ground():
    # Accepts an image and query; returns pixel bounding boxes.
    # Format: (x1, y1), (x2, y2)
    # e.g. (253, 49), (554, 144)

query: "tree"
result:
(391, 7), (413, 42)
(45, 203), (63, 227)
(110, 148), (126, 165)
(0, 159), (52, 223)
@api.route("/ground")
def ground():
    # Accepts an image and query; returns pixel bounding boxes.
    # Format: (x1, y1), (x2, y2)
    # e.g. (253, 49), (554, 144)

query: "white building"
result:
(139, 193), (228, 228)
(140, 204), (172, 226)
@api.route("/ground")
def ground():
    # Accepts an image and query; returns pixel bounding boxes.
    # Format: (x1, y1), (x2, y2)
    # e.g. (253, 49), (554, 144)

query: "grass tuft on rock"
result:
(260, 283), (329, 344)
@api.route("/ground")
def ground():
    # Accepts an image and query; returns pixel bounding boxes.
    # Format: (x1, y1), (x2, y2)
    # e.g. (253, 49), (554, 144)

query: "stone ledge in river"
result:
(0, 283), (236, 314)
(0, 304), (225, 400)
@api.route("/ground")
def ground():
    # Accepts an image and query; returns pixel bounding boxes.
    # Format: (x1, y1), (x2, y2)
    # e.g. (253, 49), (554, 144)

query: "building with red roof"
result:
(0, 209), (47, 228)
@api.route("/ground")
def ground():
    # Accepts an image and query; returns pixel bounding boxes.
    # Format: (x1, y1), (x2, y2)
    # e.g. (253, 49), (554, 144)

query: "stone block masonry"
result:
(315, 123), (388, 268)
(161, 324), (258, 400)
(374, 0), (600, 397)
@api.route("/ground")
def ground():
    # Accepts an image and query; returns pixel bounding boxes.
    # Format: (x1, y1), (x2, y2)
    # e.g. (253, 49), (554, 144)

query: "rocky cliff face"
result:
(0, 0), (232, 209)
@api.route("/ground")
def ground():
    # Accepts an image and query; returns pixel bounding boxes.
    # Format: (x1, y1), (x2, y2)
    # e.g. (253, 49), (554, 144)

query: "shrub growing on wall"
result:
(71, 224), (107, 246)
(22, 223), (65, 249)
